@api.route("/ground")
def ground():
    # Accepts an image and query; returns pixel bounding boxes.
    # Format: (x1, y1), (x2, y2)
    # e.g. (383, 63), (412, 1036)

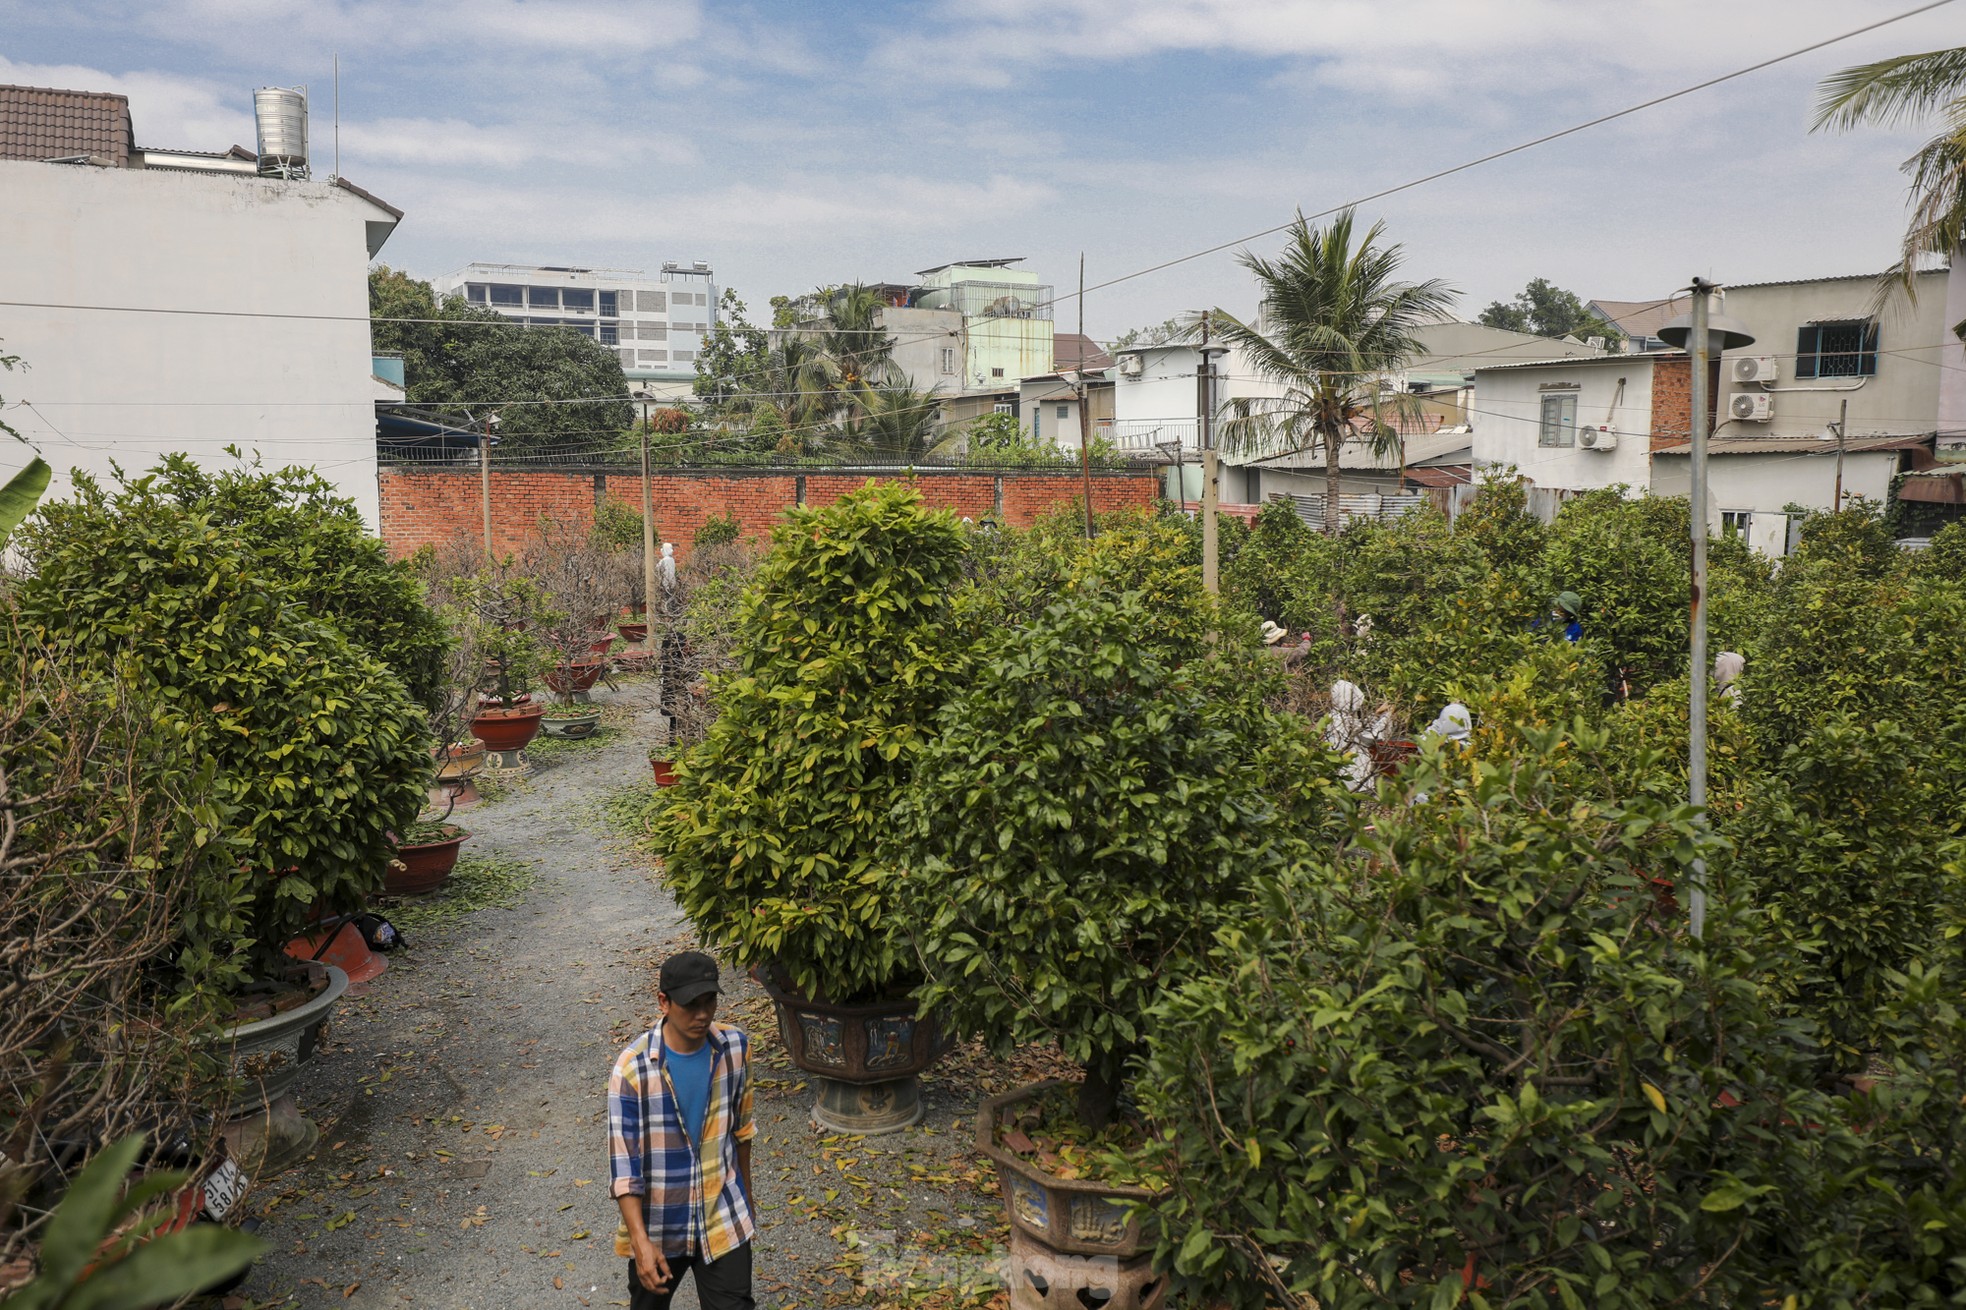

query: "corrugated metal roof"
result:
(1652, 434), (1932, 456)
(0, 83), (133, 166)
(1475, 349), (1685, 372)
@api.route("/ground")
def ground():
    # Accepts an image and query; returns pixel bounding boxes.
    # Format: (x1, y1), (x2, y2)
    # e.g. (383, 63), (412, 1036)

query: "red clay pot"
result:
(650, 758), (678, 787)
(545, 661), (606, 695)
(386, 827), (467, 896)
(1367, 738), (1419, 778)
(618, 623), (649, 642)
(470, 702), (545, 751)
(285, 921), (388, 989)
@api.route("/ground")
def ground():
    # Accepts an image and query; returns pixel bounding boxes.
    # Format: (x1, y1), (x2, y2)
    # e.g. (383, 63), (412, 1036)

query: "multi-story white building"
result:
(431, 261), (718, 398)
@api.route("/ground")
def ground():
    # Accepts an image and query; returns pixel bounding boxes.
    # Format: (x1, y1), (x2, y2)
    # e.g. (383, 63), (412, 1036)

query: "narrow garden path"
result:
(235, 677), (1044, 1310)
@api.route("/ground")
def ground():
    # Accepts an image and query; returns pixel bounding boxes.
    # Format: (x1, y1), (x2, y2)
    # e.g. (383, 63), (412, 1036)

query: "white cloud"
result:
(336, 116), (696, 170)
(0, 55), (252, 148)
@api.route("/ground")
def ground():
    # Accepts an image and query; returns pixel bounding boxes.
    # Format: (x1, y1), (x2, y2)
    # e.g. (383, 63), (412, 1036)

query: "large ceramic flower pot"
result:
(216, 963), (348, 1176)
(386, 826), (467, 896)
(978, 1080), (1167, 1310)
(470, 702), (544, 768)
(754, 967), (951, 1135)
(619, 622), (649, 643)
(545, 661), (606, 696)
(541, 709), (602, 739)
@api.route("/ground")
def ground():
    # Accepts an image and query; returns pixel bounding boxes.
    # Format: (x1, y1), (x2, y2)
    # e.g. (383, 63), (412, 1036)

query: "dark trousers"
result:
(626, 1240), (753, 1310)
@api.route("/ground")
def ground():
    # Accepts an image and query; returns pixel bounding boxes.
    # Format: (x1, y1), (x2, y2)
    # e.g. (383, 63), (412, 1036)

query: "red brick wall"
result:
(1648, 356), (1722, 452)
(377, 466), (1161, 560)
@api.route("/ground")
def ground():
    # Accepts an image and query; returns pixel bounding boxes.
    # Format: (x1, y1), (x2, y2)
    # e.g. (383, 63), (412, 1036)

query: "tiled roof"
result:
(0, 84), (133, 166)
(1054, 332), (1113, 373)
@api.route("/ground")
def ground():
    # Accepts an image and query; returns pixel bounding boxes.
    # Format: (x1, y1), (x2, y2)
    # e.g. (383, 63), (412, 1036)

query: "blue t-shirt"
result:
(664, 1038), (714, 1147)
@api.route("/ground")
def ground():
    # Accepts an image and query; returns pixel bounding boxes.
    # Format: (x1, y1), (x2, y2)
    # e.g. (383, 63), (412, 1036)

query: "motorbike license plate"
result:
(202, 1159), (247, 1222)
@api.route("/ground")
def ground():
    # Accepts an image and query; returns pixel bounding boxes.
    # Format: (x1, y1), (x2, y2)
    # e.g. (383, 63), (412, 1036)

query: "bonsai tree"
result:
(1133, 726), (1857, 1309)
(450, 572), (558, 706)
(652, 483), (969, 1002)
(521, 517), (623, 706)
(6, 465), (429, 994)
(896, 587), (1338, 1129)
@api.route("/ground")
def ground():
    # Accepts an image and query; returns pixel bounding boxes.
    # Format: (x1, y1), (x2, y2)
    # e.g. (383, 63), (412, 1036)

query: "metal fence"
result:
(1281, 491), (1431, 532)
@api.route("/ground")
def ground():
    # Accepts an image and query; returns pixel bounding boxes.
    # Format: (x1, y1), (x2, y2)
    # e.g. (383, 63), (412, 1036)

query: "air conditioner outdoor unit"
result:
(1117, 355), (1144, 378)
(1732, 356), (1779, 384)
(1580, 426), (1619, 451)
(1731, 393), (1773, 422)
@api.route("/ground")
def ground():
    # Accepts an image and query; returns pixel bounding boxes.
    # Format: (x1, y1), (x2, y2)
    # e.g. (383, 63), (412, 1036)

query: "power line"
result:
(1033, 0), (1958, 317)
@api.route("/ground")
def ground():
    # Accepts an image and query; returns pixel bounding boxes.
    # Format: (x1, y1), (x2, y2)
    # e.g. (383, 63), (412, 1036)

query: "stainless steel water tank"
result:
(253, 87), (308, 177)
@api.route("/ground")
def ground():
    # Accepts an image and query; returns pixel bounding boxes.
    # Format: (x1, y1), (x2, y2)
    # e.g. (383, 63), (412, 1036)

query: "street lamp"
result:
(1658, 284), (1755, 940)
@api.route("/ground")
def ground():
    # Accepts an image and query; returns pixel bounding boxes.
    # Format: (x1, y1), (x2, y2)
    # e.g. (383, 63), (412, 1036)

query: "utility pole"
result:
(1833, 397), (1849, 512)
(638, 392), (658, 626)
(1075, 253), (1095, 540)
(1198, 312), (1224, 595)
(479, 412), (495, 558)
(1659, 278), (1752, 942)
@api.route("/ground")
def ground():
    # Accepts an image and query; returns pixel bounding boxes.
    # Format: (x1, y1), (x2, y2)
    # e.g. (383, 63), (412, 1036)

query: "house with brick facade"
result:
(1473, 269), (1963, 554)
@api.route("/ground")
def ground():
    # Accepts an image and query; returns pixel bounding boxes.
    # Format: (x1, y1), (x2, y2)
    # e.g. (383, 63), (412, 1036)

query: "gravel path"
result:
(234, 677), (1035, 1310)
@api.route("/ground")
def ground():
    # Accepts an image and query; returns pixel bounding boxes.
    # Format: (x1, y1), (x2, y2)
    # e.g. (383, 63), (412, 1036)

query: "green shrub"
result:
(1453, 469), (1547, 572)
(150, 454), (450, 708)
(1136, 726), (1847, 1309)
(897, 589), (1339, 1128)
(694, 510), (743, 548)
(9, 467), (429, 990)
(651, 483), (969, 1001)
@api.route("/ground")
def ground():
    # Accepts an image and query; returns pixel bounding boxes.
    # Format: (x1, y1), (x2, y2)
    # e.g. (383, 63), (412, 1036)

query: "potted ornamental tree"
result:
(894, 588), (1336, 1297)
(9, 462), (431, 1177)
(524, 518), (623, 736)
(455, 574), (555, 767)
(652, 485), (970, 1133)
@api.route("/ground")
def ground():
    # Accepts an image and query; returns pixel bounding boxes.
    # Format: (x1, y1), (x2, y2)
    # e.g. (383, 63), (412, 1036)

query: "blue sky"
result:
(1, 0), (1957, 340)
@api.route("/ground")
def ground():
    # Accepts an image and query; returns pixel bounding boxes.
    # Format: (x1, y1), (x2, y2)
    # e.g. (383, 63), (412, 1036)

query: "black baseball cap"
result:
(659, 951), (721, 1006)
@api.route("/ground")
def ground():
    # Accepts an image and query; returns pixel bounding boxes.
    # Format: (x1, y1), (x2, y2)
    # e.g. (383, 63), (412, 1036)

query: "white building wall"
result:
(1715, 273), (1946, 441)
(0, 160), (392, 526)
(1473, 358), (1657, 493)
(1649, 450), (1899, 554)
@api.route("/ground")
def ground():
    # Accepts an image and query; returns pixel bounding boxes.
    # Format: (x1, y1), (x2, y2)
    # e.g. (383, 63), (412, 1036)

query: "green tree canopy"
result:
(368, 267), (633, 455)
(1478, 277), (1621, 342)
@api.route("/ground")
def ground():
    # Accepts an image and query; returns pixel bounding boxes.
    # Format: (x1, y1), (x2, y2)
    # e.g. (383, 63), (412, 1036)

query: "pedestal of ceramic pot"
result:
(978, 1080), (1167, 1310)
(755, 969), (950, 1136)
(483, 746), (531, 773)
(220, 1094), (320, 1179)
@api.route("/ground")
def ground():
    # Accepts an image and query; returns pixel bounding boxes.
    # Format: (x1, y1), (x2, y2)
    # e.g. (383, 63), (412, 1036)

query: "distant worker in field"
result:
(1552, 592), (1584, 643)
(608, 951), (757, 1310)
(1714, 650), (1745, 705)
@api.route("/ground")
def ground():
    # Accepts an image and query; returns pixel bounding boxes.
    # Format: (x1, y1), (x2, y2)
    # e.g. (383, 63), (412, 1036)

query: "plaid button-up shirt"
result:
(607, 1022), (757, 1259)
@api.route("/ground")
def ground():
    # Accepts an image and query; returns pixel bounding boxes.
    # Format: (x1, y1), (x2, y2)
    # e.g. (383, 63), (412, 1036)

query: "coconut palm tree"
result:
(1207, 209), (1456, 533)
(1814, 45), (1966, 303)
(843, 382), (945, 463)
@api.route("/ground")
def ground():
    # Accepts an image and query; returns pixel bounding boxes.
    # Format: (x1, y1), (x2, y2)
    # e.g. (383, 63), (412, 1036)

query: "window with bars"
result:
(599, 291), (618, 316)
(940, 347), (956, 374)
(1795, 320), (1878, 378)
(600, 323), (619, 345)
(1538, 393), (1578, 447)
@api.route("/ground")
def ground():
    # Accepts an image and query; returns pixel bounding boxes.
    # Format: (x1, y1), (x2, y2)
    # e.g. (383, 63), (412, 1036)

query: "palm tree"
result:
(843, 382), (944, 463)
(1208, 209), (1456, 533)
(1814, 45), (1966, 303)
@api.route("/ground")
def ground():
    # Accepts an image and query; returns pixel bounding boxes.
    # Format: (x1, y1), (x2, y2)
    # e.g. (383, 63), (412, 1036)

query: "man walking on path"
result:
(609, 951), (757, 1309)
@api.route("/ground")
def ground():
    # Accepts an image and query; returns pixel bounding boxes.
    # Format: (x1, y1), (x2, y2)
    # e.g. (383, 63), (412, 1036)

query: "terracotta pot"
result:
(284, 921), (387, 990)
(387, 826), (467, 896)
(470, 702), (545, 752)
(618, 622), (649, 642)
(434, 739), (487, 780)
(649, 757), (678, 786)
(978, 1080), (1169, 1310)
(541, 709), (602, 738)
(545, 661), (606, 695)
(589, 635), (618, 658)
(1367, 738), (1419, 777)
(754, 966), (952, 1134)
